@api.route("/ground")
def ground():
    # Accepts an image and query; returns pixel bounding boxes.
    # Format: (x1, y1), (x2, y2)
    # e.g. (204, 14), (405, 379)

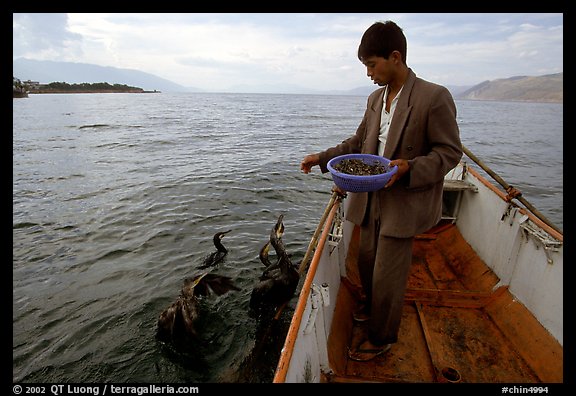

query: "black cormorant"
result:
(258, 215), (285, 277)
(197, 230), (231, 269)
(157, 272), (239, 343)
(250, 215), (300, 309)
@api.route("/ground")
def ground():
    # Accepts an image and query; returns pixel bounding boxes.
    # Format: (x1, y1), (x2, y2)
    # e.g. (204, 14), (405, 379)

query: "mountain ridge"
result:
(13, 58), (198, 93)
(455, 73), (562, 103)
(13, 58), (562, 102)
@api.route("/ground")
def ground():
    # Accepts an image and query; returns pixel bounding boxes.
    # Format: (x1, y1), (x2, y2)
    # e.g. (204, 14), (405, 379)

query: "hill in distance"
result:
(455, 73), (563, 103)
(13, 58), (562, 102)
(13, 58), (199, 93)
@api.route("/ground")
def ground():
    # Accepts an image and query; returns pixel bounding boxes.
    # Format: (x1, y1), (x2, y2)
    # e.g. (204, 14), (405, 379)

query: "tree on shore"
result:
(13, 77), (25, 92)
(37, 81), (144, 92)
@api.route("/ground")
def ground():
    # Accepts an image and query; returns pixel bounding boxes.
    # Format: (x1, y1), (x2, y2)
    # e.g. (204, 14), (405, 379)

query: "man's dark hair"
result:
(357, 21), (407, 64)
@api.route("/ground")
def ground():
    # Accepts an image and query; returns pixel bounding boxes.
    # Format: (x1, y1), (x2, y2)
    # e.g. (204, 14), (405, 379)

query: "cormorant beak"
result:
(191, 273), (208, 287)
(275, 215), (285, 238)
(220, 230), (232, 239)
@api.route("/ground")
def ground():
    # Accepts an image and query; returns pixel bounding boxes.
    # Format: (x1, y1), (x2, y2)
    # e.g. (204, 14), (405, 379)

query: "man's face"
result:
(362, 55), (393, 86)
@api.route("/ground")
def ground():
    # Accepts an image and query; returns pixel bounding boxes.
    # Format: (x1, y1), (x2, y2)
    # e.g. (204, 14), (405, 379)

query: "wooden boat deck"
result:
(323, 220), (563, 383)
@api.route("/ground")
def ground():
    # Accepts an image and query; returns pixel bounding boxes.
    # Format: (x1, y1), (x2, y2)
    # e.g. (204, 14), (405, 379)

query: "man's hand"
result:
(385, 159), (410, 188)
(300, 154), (320, 174)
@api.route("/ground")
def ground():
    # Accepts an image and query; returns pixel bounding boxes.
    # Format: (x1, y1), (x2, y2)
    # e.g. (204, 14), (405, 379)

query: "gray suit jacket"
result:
(318, 69), (463, 237)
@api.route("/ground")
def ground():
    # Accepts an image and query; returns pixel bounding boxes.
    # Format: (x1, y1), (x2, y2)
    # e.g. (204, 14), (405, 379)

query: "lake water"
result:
(12, 92), (563, 383)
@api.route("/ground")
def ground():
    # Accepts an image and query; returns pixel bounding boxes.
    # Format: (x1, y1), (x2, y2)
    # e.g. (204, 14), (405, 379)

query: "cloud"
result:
(12, 13), (563, 92)
(13, 13), (83, 59)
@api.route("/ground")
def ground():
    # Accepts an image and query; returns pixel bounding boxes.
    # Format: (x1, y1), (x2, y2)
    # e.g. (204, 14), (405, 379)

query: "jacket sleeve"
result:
(406, 86), (463, 189)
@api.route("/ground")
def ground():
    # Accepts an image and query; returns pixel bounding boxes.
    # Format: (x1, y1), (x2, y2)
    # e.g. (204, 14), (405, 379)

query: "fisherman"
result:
(300, 20), (462, 361)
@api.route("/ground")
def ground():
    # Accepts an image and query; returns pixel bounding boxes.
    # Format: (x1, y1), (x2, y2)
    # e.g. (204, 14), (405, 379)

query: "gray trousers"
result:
(357, 193), (414, 345)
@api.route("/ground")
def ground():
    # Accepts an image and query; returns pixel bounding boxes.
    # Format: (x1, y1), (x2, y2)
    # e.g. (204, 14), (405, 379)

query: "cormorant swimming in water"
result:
(157, 230), (238, 344)
(250, 215), (300, 309)
(197, 230), (231, 269)
(157, 271), (240, 343)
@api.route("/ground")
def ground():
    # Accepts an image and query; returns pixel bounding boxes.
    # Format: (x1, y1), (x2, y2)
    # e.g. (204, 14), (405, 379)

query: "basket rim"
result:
(327, 154), (398, 181)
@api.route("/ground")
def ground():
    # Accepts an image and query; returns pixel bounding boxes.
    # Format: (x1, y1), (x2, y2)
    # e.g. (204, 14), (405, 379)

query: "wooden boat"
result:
(273, 146), (563, 383)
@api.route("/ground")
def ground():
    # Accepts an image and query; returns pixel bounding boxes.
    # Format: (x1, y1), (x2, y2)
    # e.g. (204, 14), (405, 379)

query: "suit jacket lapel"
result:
(383, 69), (416, 159)
(364, 88), (385, 155)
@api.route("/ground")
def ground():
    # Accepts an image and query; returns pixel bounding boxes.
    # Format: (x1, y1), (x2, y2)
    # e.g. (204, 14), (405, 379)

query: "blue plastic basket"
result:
(327, 154), (398, 193)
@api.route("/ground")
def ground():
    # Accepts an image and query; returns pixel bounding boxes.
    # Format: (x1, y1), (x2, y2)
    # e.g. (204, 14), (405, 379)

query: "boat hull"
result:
(274, 162), (563, 383)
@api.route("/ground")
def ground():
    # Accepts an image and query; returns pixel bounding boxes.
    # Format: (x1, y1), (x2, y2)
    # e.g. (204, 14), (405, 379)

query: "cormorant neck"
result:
(214, 237), (227, 253)
(259, 243), (272, 267)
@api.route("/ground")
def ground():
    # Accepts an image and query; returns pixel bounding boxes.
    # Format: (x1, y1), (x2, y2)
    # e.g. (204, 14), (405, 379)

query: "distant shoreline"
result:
(30, 90), (161, 94)
(19, 81), (161, 95)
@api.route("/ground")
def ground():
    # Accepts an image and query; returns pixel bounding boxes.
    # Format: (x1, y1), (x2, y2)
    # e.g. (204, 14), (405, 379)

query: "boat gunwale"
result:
(272, 197), (342, 383)
(466, 165), (562, 241)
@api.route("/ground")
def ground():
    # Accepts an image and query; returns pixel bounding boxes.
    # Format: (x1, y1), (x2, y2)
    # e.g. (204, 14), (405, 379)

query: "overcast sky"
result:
(13, 13), (563, 92)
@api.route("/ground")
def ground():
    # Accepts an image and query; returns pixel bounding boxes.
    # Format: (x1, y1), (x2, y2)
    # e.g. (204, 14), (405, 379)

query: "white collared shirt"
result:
(378, 85), (403, 157)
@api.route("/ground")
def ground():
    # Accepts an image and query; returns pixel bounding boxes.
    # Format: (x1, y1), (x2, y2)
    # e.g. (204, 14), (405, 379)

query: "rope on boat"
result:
(461, 145), (562, 235)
